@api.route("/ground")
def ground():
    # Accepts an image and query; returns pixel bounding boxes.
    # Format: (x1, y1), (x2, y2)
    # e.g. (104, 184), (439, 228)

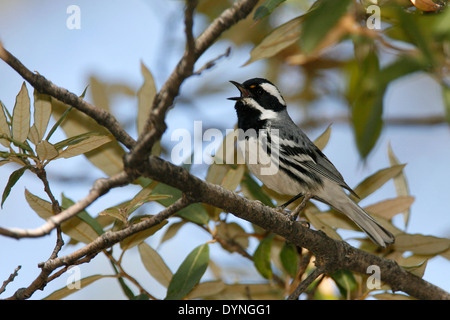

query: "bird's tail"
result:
(317, 183), (395, 247)
(339, 198), (395, 248)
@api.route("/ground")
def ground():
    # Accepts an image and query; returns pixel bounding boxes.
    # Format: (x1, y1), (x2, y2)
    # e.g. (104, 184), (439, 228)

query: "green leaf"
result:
(46, 105), (73, 141)
(394, 5), (434, 65)
(0, 101), (11, 148)
(280, 242), (298, 278)
(151, 181), (209, 225)
(12, 82), (31, 143)
(253, 0), (286, 21)
(61, 194), (104, 236)
(442, 84), (450, 124)
(253, 234), (274, 279)
(177, 203), (210, 225)
(330, 269), (357, 298)
(349, 51), (383, 159)
(2, 165), (31, 208)
(240, 172), (274, 207)
(300, 0), (352, 54)
(349, 53), (424, 158)
(165, 243), (210, 300)
(138, 242), (173, 288)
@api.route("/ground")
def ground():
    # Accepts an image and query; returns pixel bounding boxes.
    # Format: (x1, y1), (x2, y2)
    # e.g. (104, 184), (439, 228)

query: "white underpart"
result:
(260, 83), (286, 106)
(243, 98), (278, 120)
(237, 133), (312, 196)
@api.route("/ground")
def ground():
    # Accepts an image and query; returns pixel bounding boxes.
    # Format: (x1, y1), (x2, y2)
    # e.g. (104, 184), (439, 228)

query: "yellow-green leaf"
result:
(51, 98), (124, 176)
(364, 196), (415, 220)
(89, 76), (110, 111)
(56, 135), (113, 159)
(28, 124), (40, 146)
(388, 143), (411, 226)
(137, 62), (157, 135)
(245, 16), (303, 66)
(372, 293), (416, 300)
(305, 208), (342, 240)
(221, 164), (245, 191)
(33, 90), (52, 141)
(353, 164), (406, 201)
(25, 189), (99, 243)
(186, 280), (226, 299)
(25, 188), (54, 218)
(138, 242), (173, 288)
(12, 82), (31, 143)
(313, 124), (332, 151)
(216, 222), (249, 253)
(120, 218), (168, 250)
(394, 234), (450, 255)
(43, 274), (110, 300)
(36, 140), (59, 161)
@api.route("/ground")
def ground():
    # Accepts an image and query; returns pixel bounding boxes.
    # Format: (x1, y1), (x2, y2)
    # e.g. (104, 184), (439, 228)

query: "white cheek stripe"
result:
(243, 98), (278, 120)
(260, 83), (286, 106)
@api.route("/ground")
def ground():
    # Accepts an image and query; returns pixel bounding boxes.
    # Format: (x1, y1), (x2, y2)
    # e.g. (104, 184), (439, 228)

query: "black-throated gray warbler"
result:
(228, 78), (395, 247)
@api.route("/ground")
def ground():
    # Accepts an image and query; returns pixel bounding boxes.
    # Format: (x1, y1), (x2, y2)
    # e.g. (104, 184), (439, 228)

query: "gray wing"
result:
(276, 119), (359, 198)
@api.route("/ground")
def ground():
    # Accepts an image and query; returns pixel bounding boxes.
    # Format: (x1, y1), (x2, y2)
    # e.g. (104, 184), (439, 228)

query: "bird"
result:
(228, 77), (395, 248)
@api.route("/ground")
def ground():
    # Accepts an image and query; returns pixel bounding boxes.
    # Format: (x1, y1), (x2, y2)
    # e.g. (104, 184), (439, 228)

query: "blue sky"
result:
(0, 0), (448, 299)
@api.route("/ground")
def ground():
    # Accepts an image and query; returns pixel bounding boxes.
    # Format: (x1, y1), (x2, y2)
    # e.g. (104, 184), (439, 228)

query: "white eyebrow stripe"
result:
(260, 83), (286, 106)
(243, 98), (278, 120)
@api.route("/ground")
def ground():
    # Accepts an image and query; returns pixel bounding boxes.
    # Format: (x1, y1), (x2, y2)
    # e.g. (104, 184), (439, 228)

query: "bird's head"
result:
(228, 78), (286, 121)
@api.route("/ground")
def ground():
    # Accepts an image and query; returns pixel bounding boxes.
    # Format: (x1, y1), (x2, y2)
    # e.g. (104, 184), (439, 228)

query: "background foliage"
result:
(0, 0), (449, 300)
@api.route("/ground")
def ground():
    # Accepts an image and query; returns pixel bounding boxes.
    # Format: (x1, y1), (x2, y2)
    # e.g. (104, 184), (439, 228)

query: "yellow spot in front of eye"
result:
(249, 85), (256, 89)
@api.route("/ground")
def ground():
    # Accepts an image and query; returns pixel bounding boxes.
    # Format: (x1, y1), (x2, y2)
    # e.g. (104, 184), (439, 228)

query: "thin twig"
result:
(0, 266), (21, 295)
(287, 267), (324, 300)
(193, 47), (232, 76)
(6, 195), (192, 300)
(0, 171), (132, 239)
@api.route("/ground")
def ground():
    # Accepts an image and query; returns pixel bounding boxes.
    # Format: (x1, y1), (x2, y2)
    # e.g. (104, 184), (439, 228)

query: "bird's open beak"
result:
(228, 80), (250, 100)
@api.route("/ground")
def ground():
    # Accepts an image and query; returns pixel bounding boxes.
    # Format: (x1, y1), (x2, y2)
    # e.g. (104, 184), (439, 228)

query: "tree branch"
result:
(0, 43), (136, 150)
(137, 155), (450, 300)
